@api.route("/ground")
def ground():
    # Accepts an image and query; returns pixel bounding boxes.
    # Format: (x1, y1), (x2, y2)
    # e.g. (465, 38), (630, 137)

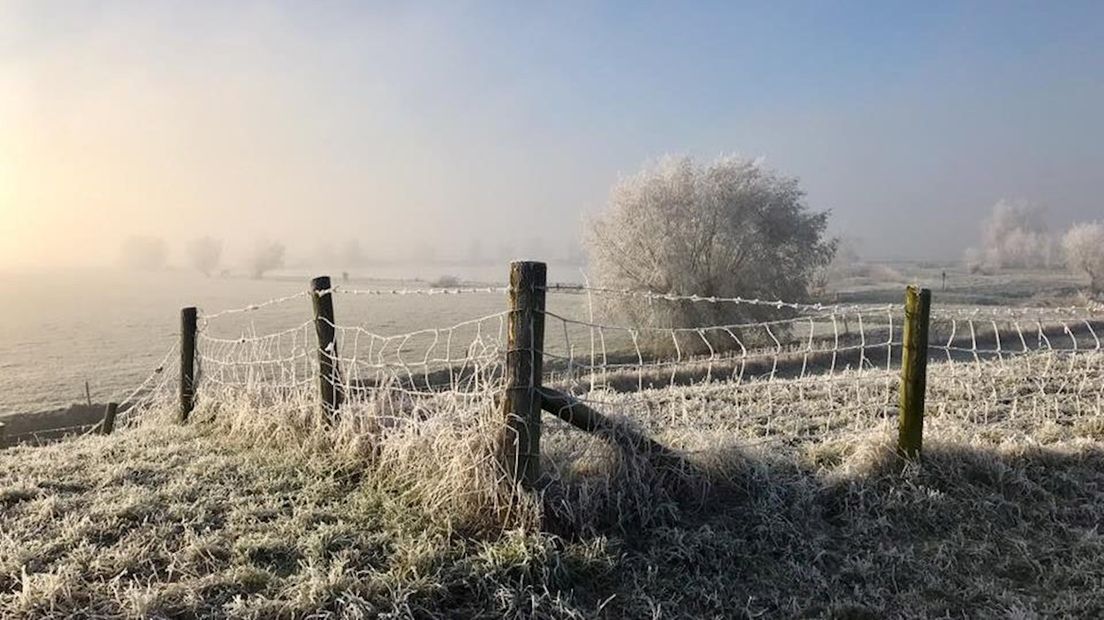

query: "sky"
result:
(1, 1), (1102, 270)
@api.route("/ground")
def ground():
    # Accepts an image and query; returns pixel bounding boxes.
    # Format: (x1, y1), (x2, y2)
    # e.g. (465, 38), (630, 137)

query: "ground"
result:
(5, 380), (1104, 618)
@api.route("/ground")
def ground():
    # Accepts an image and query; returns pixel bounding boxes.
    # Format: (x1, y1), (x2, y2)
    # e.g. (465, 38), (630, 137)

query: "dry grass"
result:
(5, 353), (1104, 618)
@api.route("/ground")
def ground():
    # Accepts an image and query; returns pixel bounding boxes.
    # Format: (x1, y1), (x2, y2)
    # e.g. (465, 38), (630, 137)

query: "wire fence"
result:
(16, 266), (1103, 465)
(178, 272), (1104, 463)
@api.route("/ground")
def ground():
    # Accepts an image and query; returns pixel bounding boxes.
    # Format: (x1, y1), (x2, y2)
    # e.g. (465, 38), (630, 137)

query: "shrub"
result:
(431, 275), (462, 288)
(1062, 222), (1104, 295)
(584, 155), (835, 344)
(970, 199), (1055, 270)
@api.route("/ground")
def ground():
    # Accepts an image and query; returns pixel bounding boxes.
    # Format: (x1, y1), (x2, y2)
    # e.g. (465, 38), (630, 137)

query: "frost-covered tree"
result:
(967, 199), (1054, 271)
(1062, 222), (1104, 295)
(249, 241), (286, 279)
(187, 236), (223, 277)
(585, 155), (836, 339)
(119, 236), (168, 271)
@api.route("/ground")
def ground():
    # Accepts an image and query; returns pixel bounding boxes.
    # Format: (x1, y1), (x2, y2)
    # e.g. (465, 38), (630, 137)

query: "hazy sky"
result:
(2, 1), (1102, 269)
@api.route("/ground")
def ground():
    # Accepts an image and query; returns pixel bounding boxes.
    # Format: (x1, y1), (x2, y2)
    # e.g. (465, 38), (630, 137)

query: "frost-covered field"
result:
(4, 350), (1104, 617)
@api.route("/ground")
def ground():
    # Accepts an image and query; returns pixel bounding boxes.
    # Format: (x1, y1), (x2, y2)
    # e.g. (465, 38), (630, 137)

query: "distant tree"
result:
(187, 236), (223, 277)
(249, 241), (286, 279)
(431, 274), (462, 288)
(584, 155), (836, 343)
(1062, 222), (1104, 295)
(967, 199), (1054, 271)
(119, 236), (168, 271)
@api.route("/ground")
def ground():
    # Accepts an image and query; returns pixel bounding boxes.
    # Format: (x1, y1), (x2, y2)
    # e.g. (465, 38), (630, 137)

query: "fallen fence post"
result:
(538, 387), (681, 468)
(101, 402), (118, 435)
(501, 260), (546, 489)
(898, 285), (931, 459)
(310, 276), (343, 422)
(180, 306), (198, 422)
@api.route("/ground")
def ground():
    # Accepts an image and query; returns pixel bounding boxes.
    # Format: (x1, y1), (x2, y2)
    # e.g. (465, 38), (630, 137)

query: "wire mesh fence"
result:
(145, 271), (1104, 469)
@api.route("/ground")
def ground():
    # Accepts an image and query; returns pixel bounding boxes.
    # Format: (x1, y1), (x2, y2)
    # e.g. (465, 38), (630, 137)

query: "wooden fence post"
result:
(101, 402), (118, 435)
(180, 307), (198, 422)
(310, 276), (343, 422)
(501, 261), (547, 489)
(898, 285), (931, 459)
(0, 422), (6, 449)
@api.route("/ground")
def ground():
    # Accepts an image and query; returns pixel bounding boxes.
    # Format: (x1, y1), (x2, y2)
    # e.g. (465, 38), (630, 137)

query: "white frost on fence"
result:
(121, 283), (1102, 457)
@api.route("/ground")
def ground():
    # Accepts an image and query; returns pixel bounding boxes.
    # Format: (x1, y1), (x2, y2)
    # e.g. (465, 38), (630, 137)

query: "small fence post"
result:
(0, 422), (6, 449)
(101, 402), (118, 435)
(310, 276), (343, 422)
(898, 285), (931, 459)
(180, 307), (198, 422)
(501, 260), (547, 489)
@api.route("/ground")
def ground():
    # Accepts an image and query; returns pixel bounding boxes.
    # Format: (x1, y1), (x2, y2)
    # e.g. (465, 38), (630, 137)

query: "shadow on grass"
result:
(536, 435), (1104, 617)
(5, 426), (1104, 618)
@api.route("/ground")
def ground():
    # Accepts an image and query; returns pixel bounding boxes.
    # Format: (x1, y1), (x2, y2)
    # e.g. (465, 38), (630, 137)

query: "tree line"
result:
(118, 236), (286, 279)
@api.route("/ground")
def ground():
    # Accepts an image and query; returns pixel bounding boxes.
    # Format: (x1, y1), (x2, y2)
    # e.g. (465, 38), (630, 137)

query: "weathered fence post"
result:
(501, 261), (547, 489)
(180, 307), (198, 422)
(101, 402), (118, 435)
(0, 422), (6, 449)
(898, 285), (931, 459)
(310, 276), (343, 422)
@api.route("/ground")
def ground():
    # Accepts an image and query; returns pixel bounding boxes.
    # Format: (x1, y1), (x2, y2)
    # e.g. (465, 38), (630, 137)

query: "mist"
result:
(2, 1), (1102, 271)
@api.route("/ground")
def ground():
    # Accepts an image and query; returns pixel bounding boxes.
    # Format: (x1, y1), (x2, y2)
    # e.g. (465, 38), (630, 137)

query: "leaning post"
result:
(101, 402), (118, 435)
(180, 307), (198, 422)
(310, 276), (343, 422)
(501, 261), (547, 490)
(898, 285), (931, 460)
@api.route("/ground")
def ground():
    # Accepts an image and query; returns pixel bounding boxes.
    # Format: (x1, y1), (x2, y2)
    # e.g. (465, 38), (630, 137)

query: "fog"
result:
(2, 2), (1102, 271)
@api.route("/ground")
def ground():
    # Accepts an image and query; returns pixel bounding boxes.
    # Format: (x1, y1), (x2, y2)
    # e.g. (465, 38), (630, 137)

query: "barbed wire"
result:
(199, 290), (310, 322)
(542, 283), (895, 314)
(331, 285), (507, 297)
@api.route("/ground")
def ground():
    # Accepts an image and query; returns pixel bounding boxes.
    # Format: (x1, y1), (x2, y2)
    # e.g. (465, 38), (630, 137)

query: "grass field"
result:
(5, 348), (1104, 618)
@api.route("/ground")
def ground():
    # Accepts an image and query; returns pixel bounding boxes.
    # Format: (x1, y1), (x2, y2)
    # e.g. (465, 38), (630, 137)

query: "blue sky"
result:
(2, 1), (1102, 266)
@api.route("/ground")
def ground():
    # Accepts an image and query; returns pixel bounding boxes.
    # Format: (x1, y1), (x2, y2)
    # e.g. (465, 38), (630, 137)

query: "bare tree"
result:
(187, 237), (223, 277)
(119, 236), (168, 271)
(1063, 222), (1104, 295)
(585, 155), (835, 347)
(967, 199), (1055, 271)
(249, 241), (286, 279)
